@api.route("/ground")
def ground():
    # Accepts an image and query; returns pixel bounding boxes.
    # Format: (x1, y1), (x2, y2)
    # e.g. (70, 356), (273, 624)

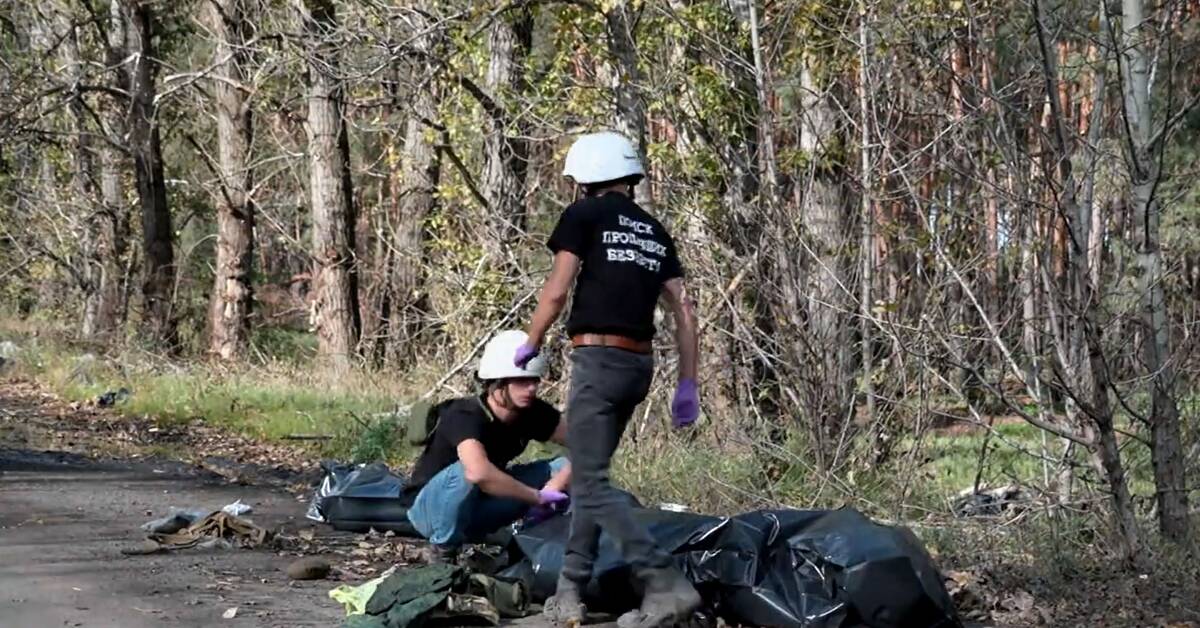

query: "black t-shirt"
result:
(547, 192), (683, 341)
(406, 395), (560, 493)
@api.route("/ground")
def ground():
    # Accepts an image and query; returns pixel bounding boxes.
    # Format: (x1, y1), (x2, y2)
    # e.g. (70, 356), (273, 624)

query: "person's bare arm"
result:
(548, 416), (569, 447)
(543, 463), (572, 493)
(662, 277), (698, 381)
(525, 251), (581, 348)
(457, 439), (541, 504)
(541, 418), (572, 492)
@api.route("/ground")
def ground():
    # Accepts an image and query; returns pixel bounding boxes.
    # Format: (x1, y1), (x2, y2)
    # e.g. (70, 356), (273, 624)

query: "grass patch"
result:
(615, 442), (768, 514)
(249, 326), (319, 363)
(914, 419), (1161, 508)
(921, 422), (1051, 494)
(2, 334), (418, 463)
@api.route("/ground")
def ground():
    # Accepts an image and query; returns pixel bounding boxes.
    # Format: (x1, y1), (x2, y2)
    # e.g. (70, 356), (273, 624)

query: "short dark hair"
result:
(477, 377), (504, 393)
(583, 174), (643, 196)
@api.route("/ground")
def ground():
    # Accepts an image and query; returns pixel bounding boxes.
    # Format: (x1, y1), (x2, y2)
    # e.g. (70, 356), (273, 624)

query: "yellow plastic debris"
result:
(328, 566), (397, 616)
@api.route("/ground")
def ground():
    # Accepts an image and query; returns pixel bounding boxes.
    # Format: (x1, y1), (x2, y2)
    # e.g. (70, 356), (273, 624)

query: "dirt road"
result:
(0, 380), (361, 627)
(1, 448), (346, 627)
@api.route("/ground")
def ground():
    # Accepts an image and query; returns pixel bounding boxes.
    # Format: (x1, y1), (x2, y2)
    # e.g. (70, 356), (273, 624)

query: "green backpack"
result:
(403, 399), (453, 447)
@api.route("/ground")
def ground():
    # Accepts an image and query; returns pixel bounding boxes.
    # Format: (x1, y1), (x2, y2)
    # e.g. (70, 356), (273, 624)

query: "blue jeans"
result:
(406, 456), (568, 546)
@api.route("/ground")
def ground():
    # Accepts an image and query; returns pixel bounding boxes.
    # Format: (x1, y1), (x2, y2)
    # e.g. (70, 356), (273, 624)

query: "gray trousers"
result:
(561, 346), (671, 583)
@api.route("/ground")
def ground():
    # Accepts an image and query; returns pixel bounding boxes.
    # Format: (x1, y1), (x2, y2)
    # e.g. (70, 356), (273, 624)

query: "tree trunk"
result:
(358, 124), (402, 365)
(299, 0), (360, 372)
(796, 63), (852, 467)
(481, 6), (533, 257)
(1084, 319), (1142, 561)
(706, 0), (778, 427)
(387, 87), (440, 364)
(86, 0), (134, 339)
(357, 65), (409, 363)
(123, 0), (176, 348)
(1019, 190), (1043, 413)
(1119, 0), (1189, 542)
(980, 23), (1000, 322)
(56, 9), (103, 336)
(1057, 29), (1110, 511)
(857, 0), (876, 429)
(1032, 0), (1142, 558)
(97, 158), (132, 327)
(603, 1), (652, 207)
(206, 0), (256, 361)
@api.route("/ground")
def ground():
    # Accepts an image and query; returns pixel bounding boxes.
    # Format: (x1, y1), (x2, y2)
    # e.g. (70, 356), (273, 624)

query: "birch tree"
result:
(1116, 0), (1189, 542)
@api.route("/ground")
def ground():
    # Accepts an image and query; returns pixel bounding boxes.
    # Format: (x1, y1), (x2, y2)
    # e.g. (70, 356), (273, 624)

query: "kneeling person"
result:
(405, 330), (570, 562)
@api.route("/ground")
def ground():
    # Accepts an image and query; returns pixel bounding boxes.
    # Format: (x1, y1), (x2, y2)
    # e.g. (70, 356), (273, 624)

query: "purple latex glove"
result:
(526, 495), (570, 526)
(524, 504), (556, 527)
(514, 343), (540, 369)
(537, 488), (569, 505)
(671, 378), (700, 428)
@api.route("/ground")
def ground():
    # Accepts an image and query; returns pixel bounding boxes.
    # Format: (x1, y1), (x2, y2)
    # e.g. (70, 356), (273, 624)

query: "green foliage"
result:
(250, 327), (318, 362)
(346, 414), (405, 464)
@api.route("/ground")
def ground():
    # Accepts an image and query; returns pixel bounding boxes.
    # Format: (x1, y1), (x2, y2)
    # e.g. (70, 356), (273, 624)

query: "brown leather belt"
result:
(571, 333), (652, 354)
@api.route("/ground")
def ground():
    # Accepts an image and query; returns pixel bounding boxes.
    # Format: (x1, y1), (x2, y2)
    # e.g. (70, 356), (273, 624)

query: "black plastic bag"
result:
(499, 507), (960, 628)
(307, 460), (417, 535)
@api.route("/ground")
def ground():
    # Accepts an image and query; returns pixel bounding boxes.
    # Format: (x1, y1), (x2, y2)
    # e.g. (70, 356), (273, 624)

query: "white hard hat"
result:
(478, 330), (546, 380)
(562, 131), (645, 184)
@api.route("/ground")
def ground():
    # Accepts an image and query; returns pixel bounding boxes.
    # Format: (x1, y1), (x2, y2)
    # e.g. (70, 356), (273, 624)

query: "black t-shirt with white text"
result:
(406, 396), (560, 493)
(547, 193), (683, 341)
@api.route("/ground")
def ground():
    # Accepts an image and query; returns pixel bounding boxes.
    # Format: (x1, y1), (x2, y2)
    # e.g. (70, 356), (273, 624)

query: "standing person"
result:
(514, 131), (701, 628)
(404, 330), (571, 564)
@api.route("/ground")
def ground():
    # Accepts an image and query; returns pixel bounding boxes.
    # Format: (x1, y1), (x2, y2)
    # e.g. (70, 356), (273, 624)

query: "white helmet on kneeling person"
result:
(478, 330), (545, 413)
(478, 330), (546, 381)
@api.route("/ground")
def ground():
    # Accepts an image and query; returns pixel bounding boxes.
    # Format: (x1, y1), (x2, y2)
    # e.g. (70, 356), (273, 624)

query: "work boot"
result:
(616, 567), (702, 628)
(424, 543), (460, 565)
(543, 574), (587, 626)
